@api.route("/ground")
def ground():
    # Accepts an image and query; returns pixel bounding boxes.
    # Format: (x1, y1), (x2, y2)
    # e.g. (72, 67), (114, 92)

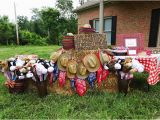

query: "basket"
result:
(62, 36), (75, 50)
(8, 80), (27, 94)
(36, 81), (48, 97)
(112, 52), (127, 56)
(79, 27), (96, 34)
(26, 78), (37, 92)
(147, 47), (160, 54)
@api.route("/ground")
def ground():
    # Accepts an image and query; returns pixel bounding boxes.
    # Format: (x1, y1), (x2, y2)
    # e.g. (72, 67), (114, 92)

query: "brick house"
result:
(74, 1), (160, 47)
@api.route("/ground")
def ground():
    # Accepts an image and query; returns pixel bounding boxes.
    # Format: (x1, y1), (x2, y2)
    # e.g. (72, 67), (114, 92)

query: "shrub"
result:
(19, 30), (47, 45)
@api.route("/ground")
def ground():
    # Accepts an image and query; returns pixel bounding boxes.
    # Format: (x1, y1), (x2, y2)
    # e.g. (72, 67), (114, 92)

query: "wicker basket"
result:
(26, 78), (37, 92)
(36, 81), (48, 97)
(8, 79), (27, 94)
(147, 47), (160, 54)
(79, 27), (96, 34)
(62, 36), (75, 50)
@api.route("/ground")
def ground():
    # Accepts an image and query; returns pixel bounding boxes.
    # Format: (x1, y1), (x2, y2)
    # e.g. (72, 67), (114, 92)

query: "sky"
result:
(0, 0), (80, 22)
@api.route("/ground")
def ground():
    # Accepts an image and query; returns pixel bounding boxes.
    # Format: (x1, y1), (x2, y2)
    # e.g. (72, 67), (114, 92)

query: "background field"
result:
(0, 46), (160, 119)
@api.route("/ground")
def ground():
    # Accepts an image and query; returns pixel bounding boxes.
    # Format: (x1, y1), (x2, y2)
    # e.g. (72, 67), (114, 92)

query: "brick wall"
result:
(77, 2), (160, 47)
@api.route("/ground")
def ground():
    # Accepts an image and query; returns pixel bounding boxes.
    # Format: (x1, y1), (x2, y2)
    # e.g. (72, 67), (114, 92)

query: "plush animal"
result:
(130, 59), (144, 73)
(117, 58), (133, 96)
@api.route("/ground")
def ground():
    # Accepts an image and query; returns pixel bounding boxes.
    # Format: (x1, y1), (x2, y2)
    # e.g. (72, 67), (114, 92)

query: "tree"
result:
(17, 16), (30, 30)
(39, 7), (60, 44)
(30, 9), (47, 37)
(56, 0), (78, 35)
(56, 0), (73, 18)
(0, 16), (15, 45)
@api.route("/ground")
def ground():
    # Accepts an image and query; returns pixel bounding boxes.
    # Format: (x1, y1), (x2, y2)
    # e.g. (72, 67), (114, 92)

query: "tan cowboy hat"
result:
(50, 50), (62, 63)
(100, 52), (112, 65)
(67, 60), (77, 78)
(67, 33), (74, 36)
(83, 54), (100, 72)
(83, 24), (91, 28)
(77, 62), (89, 79)
(57, 53), (70, 71)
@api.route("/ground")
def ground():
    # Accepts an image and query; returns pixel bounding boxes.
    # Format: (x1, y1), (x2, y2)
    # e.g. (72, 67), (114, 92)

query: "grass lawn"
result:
(0, 46), (160, 119)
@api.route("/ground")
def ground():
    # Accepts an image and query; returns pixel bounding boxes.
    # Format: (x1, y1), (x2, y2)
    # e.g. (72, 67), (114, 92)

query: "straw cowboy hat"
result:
(77, 62), (89, 79)
(57, 53), (70, 71)
(50, 50), (62, 63)
(83, 24), (91, 28)
(67, 60), (77, 78)
(67, 33), (74, 36)
(100, 52), (112, 65)
(83, 54), (100, 72)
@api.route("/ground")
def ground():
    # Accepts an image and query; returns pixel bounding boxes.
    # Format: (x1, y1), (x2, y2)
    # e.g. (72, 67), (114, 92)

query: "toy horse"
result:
(116, 58), (133, 96)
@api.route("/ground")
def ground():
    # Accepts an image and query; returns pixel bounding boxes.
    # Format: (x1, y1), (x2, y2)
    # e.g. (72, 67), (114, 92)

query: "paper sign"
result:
(128, 50), (137, 55)
(125, 38), (137, 47)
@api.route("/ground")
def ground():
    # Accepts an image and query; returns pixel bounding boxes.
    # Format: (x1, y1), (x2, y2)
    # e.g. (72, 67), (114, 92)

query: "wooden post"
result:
(99, 0), (104, 34)
(14, 2), (19, 45)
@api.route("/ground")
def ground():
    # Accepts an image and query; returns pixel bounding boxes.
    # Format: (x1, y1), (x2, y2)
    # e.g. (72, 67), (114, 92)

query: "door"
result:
(149, 9), (160, 47)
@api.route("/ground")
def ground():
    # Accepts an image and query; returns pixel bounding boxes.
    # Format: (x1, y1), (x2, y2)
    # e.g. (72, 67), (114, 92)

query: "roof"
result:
(74, 0), (108, 12)
(74, 0), (157, 12)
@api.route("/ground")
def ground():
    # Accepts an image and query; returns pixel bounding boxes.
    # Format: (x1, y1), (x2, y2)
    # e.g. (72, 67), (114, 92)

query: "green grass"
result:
(0, 46), (160, 119)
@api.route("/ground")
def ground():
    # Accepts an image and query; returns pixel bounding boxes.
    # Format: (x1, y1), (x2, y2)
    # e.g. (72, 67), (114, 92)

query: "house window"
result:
(104, 18), (112, 45)
(94, 20), (99, 32)
(93, 16), (117, 45)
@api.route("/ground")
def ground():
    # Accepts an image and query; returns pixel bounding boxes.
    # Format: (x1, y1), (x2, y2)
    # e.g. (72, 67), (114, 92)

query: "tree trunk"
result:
(6, 39), (8, 45)
(48, 28), (50, 41)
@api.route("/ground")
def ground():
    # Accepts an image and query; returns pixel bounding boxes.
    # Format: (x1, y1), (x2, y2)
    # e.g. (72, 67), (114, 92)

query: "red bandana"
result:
(75, 78), (87, 96)
(96, 50), (109, 88)
(58, 71), (66, 88)
(49, 72), (54, 87)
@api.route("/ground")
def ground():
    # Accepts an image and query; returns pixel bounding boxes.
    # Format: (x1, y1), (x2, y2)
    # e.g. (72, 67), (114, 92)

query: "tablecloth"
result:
(137, 57), (160, 85)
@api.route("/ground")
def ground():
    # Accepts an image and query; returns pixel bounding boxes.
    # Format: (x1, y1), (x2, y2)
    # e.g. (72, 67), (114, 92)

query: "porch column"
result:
(99, 0), (104, 34)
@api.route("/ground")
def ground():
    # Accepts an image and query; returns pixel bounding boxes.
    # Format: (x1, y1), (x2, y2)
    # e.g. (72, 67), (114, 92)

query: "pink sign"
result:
(117, 33), (144, 55)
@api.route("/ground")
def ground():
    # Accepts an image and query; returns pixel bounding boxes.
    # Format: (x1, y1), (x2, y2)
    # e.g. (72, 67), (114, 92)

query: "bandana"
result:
(4, 71), (12, 80)
(49, 72), (54, 87)
(53, 64), (59, 81)
(70, 78), (76, 90)
(75, 78), (87, 96)
(120, 71), (133, 80)
(88, 72), (96, 88)
(58, 71), (66, 88)
(96, 50), (109, 88)
(11, 71), (17, 81)
(5, 80), (16, 88)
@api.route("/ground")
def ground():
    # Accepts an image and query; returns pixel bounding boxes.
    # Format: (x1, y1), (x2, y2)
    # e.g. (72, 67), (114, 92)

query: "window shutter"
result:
(149, 9), (160, 47)
(89, 20), (93, 28)
(111, 16), (117, 45)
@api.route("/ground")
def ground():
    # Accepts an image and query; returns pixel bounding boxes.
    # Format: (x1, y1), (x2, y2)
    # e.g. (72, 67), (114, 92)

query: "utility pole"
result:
(14, 2), (19, 45)
(99, 0), (104, 34)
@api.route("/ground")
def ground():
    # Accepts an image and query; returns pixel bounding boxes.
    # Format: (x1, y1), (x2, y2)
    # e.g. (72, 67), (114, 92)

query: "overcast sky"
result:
(0, 0), (80, 22)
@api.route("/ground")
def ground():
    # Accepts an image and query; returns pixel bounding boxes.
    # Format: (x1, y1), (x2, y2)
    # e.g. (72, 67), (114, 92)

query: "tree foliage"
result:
(56, 0), (73, 18)
(19, 30), (47, 45)
(0, 16), (15, 45)
(0, 0), (77, 46)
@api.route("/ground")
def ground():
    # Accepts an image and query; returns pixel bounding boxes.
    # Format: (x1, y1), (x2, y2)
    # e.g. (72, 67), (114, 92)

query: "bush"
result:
(19, 30), (47, 45)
